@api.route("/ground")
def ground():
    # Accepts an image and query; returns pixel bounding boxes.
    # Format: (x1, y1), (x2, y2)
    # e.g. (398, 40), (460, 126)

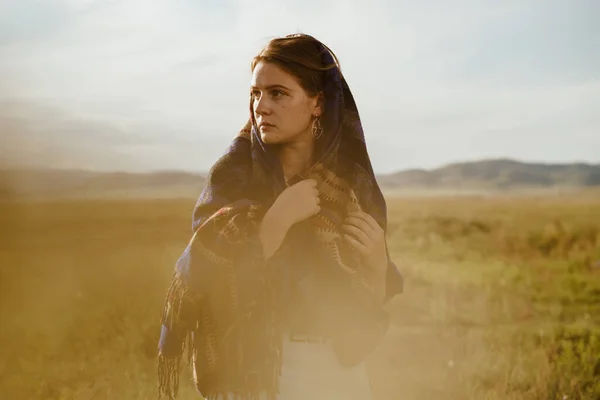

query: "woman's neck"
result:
(277, 139), (315, 182)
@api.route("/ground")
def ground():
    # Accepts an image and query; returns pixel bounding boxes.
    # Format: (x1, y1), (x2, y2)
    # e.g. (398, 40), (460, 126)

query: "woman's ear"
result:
(314, 92), (324, 116)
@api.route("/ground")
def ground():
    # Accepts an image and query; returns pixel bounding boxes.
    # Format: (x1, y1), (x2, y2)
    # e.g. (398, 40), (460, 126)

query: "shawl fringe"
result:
(157, 353), (181, 399)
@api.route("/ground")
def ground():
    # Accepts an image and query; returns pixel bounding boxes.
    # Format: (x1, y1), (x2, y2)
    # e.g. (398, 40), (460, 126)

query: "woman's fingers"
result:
(344, 211), (387, 266)
(345, 215), (376, 240)
(342, 223), (371, 247)
(347, 211), (381, 233)
(344, 234), (369, 256)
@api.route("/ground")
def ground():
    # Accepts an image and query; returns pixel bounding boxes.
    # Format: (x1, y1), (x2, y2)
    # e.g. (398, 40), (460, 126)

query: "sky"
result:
(0, 0), (599, 173)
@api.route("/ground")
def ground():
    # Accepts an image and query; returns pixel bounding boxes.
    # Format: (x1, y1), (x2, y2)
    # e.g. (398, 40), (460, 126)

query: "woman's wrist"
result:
(264, 201), (293, 232)
(259, 203), (292, 259)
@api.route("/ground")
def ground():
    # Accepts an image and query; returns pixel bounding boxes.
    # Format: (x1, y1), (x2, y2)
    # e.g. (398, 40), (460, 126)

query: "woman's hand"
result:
(342, 211), (388, 274)
(259, 179), (320, 259)
(272, 179), (321, 227)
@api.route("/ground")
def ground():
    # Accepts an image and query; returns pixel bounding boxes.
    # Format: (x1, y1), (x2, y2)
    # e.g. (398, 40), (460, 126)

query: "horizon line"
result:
(1, 157), (599, 176)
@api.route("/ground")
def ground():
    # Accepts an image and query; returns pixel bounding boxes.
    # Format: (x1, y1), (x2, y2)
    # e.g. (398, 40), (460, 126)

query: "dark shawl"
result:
(157, 47), (404, 399)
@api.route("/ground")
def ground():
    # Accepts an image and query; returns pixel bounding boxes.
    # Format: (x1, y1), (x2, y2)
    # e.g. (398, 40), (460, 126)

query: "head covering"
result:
(158, 35), (403, 399)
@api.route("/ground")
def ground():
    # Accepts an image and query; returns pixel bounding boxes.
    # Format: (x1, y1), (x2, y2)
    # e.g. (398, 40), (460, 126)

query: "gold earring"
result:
(312, 115), (323, 139)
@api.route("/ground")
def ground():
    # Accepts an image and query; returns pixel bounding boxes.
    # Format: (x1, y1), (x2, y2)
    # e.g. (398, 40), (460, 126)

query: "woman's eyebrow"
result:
(250, 84), (291, 91)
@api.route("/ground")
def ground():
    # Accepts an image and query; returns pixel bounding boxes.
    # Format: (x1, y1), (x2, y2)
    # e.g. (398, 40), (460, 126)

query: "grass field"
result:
(0, 190), (599, 399)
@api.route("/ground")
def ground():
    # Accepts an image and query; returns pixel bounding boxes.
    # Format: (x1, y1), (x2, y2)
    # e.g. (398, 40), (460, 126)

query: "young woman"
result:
(158, 33), (404, 400)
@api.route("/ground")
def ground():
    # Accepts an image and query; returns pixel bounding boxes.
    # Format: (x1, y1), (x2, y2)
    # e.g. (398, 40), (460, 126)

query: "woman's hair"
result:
(250, 33), (341, 99)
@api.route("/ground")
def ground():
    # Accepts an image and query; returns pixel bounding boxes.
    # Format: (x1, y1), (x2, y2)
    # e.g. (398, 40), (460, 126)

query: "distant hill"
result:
(1, 159), (599, 200)
(376, 159), (600, 189)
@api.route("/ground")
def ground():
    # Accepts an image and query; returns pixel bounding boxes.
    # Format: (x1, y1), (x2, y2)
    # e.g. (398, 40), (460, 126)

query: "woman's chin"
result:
(260, 133), (280, 144)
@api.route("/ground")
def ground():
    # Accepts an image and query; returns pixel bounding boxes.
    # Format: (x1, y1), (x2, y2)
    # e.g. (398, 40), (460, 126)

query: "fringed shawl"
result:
(157, 45), (404, 399)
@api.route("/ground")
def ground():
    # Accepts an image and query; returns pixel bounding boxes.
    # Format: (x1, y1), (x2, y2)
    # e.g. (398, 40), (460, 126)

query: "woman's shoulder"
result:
(205, 126), (254, 188)
(215, 119), (253, 162)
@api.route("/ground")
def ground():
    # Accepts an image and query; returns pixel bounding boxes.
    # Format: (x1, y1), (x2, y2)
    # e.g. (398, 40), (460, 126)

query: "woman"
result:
(158, 33), (404, 400)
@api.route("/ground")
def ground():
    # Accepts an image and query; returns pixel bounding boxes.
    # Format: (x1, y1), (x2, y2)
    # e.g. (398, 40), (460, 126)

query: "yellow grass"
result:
(0, 191), (599, 399)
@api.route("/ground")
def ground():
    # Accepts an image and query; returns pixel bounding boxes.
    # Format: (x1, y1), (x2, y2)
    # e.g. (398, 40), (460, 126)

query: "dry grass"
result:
(0, 191), (599, 399)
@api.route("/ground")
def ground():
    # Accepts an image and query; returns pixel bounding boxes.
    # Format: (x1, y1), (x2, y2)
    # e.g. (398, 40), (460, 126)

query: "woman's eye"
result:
(251, 89), (284, 99)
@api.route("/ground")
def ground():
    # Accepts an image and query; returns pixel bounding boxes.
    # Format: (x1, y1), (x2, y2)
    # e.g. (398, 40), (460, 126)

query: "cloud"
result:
(0, 0), (598, 173)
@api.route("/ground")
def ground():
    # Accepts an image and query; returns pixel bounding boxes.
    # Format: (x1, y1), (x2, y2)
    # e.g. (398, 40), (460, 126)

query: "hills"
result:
(376, 159), (600, 189)
(1, 159), (599, 200)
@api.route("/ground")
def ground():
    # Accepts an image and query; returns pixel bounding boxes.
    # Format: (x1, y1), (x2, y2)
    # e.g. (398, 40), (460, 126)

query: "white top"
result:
(223, 338), (374, 400)
(276, 338), (374, 400)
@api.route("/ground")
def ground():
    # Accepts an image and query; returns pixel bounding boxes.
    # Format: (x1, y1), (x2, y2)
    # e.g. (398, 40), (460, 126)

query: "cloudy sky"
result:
(0, 0), (598, 173)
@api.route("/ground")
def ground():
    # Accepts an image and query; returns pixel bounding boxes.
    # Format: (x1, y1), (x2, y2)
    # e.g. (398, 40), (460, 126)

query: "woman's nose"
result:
(254, 96), (271, 116)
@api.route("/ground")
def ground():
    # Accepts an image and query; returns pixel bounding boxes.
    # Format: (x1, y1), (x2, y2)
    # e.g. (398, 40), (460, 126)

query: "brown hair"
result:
(250, 33), (341, 99)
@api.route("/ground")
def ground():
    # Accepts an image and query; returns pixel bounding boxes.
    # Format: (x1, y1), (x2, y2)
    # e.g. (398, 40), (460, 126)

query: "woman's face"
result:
(250, 61), (321, 145)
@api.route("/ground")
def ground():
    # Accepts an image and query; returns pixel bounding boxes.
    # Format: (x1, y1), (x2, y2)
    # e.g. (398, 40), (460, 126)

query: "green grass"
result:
(0, 192), (599, 399)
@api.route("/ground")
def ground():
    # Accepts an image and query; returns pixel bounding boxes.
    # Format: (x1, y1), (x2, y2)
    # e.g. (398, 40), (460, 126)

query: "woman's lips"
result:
(260, 123), (275, 130)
